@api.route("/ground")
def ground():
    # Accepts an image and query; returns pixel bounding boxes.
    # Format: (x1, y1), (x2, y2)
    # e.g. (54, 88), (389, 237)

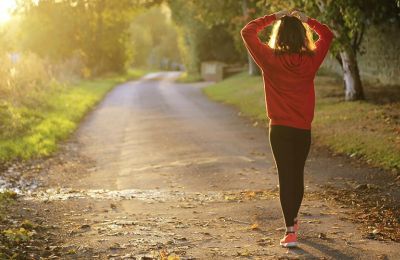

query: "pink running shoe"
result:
(280, 232), (298, 248)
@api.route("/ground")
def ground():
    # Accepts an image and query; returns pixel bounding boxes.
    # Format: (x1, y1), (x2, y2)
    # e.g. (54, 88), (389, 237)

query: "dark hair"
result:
(268, 16), (315, 55)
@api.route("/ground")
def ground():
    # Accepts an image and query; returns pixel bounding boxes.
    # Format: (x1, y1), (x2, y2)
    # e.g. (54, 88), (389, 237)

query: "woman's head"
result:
(268, 15), (315, 55)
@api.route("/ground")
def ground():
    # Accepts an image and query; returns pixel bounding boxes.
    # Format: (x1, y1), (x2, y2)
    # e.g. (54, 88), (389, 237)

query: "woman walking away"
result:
(241, 10), (334, 248)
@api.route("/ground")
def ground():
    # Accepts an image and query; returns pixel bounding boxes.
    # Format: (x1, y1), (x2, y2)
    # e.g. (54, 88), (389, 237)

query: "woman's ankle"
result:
(286, 226), (295, 233)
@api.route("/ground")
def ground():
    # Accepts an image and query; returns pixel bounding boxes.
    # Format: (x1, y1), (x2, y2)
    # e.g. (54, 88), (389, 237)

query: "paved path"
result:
(27, 72), (399, 259)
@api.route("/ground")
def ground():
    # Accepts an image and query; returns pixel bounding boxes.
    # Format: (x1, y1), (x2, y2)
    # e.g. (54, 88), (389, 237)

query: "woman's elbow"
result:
(240, 27), (248, 37)
(240, 27), (254, 42)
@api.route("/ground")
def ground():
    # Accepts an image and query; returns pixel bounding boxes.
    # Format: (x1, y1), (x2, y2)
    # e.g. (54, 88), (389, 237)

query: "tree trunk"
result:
(94, 0), (105, 75)
(247, 53), (260, 75)
(242, 0), (260, 76)
(340, 48), (365, 101)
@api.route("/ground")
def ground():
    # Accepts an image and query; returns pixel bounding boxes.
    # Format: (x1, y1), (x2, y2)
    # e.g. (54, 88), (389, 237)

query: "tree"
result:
(167, 0), (206, 74)
(129, 5), (181, 69)
(171, 0), (399, 101)
(263, 0), (400, 101)
(74, 0), (139, 73)
(16, 0), (163, 75)
(242, 0), (261, 75)
(167, 0), (241, 75)
(17, 0), (79, 61)
(184, 0), (266, 75)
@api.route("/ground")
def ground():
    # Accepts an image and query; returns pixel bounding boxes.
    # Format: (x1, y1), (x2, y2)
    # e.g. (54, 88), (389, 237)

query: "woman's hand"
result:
(291, 10), (308, 22)
(274, 10), (289, 20)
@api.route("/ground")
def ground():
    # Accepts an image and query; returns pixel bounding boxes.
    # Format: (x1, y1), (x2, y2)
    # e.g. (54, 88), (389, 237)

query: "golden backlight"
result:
(0, 0), (16, 25)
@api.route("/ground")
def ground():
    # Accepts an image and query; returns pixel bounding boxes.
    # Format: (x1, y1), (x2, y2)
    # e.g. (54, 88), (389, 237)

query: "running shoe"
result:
(280, 232), (298, 248)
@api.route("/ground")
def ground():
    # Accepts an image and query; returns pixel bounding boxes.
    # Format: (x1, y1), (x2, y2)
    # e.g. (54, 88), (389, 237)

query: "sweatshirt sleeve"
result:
(240, 14), (276, 69)
(306, 18), (334, 69)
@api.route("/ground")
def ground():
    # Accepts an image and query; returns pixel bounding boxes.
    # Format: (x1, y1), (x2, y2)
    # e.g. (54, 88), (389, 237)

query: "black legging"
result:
(269, 125), (311, 227)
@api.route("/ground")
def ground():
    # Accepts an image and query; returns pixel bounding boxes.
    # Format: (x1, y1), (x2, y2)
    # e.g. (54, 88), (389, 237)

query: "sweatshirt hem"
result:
(269, 119), (312, 130)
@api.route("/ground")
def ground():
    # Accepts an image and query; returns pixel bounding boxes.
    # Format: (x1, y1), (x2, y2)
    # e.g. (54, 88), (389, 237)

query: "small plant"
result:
(2, 228), (34, 244)
(0, 190), (17, 201)
(20, 220), (35, 231)
(0, 191), (18, 220)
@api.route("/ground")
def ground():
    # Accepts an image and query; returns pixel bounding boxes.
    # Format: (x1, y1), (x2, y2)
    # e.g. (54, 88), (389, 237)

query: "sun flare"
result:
(0, 0), (16, 25)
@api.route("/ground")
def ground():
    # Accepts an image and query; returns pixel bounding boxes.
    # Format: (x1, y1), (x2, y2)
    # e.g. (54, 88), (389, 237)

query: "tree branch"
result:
(335, 53), (343, 67)
(355, 22), (365, 52)
(352, 31), (358, 51)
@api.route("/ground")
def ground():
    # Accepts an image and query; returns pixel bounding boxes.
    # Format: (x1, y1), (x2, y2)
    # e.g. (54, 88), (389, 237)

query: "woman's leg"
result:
(269, 125), (298, 227)
(292, 129), (311, 222)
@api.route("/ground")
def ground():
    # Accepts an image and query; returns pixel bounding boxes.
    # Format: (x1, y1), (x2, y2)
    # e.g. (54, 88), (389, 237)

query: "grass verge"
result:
(203, 72), (400, 172)
(0, 69), (148, 162)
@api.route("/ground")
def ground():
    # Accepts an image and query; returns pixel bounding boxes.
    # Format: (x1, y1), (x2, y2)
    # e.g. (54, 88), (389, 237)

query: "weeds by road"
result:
(0, 69), (148, 162)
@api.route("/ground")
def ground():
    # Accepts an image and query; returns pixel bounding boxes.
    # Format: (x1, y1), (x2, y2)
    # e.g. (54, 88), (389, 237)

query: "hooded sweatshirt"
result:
(240, 14), (334, 130)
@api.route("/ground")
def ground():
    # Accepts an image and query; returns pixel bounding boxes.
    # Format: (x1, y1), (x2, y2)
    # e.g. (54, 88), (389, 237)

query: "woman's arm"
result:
(307, 18), (334, 68)
(240, 11), (288, 68)
(292, 11), (334, 69)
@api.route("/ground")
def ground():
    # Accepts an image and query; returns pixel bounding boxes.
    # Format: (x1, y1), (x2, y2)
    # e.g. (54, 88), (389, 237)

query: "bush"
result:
(0, 52), (86, 144)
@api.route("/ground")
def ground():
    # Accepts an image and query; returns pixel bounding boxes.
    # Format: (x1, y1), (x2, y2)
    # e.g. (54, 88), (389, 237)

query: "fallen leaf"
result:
(250, 223), (259, 230)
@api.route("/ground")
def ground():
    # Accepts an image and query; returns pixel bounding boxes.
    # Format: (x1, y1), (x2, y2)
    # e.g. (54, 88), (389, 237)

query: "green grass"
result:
(122, 68), (151, 81)
(175, 71), (203, 83)
(0, 69), (148, 162)
(204, 72), (400, 171)
(203, 73), (267, 122)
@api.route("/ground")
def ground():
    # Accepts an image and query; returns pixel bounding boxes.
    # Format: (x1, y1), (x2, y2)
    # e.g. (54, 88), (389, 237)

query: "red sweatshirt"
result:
(241, 14), (334, 130)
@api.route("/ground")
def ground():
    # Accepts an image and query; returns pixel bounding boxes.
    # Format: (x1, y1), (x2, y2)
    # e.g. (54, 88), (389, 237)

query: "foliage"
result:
(167, 0), (207, 74)
(0, 53), (55, 105)
(130, 5), (181, 69)
(167, 0), (242, 75)
(259, 0), (400, 58)
(15, 0), (162, 75)
(2, 228), (34, 244)
(0, 52), (81, 142)
(188, 0), (266, 61)
(17, 0), (80, 61)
